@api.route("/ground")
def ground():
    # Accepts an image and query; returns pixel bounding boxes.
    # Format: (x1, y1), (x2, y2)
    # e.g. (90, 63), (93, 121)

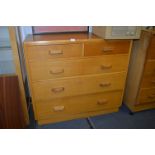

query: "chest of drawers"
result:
(24, 33), (132, 125)
(124, 30), (155, 112)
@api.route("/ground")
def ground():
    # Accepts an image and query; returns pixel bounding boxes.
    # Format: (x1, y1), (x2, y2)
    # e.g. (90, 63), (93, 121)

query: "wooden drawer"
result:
(84, 40), (131, 56)
(36, 91), (123, 119)
(141, 76), (155, 88)
(26, 43), (83, 60)
(143, 60), (155, 76)
(141, 60), (155, 88)
(138, 88), (155, 104)
(32, 72), (126, 101)
(147, 36), (155, 59)
(29, 54), (129, 81)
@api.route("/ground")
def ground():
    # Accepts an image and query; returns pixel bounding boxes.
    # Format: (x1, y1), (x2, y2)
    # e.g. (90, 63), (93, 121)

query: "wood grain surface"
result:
(0, 75), (26, 128)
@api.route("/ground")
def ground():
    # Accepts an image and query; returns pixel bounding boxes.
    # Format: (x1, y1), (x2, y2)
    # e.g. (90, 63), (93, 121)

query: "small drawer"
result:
(141, 60), (155, 88)
(143, 60), (155, 77)
(147, 36), (155, 59)
(32, 72), (126, 101)
(138, 88), (155, 104)
(29, 54), (128, 81)
(36, 91), (123, 119)
(26, 43), (83, 60)
(84, 40), (131, 56)
(141, 76), (155, 88)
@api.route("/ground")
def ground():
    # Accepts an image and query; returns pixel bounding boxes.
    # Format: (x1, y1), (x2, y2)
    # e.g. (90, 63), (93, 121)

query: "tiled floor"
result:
(28, 105), (155, 129)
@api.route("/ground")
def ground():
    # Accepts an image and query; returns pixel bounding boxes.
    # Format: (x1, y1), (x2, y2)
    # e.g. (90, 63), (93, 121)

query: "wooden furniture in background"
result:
(32, 26), (88, 34)
(124, 30), (155, 112)
(24, 32), (132, 125)
(0, 75), (25, 128)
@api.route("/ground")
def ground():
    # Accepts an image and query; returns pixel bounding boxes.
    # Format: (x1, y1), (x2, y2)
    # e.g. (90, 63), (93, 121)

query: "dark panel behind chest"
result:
(0, 76), (26, 129)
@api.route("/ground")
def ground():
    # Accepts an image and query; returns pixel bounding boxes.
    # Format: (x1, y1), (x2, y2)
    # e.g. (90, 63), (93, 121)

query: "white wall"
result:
(0, 48), (15, 75)
(0, 26), (10, 47)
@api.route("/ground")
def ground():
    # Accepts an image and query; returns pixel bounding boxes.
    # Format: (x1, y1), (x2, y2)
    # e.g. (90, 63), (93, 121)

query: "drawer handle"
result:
(151, 80), (155, 84)
(99, 82), (111, 87)
(49, 69), (64, 74)
(53, 105), (65, 112)
(51, 87), (65, 93)
(97, 99), (108, 105)
(101, 64), (112, 70)
(49, 50), (63, 55)
(148, 95), (155, 99)
(102, 47), (114, 52)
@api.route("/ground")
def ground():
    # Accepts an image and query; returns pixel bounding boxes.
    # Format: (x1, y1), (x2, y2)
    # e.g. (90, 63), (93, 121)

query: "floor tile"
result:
(28, 104), (155, 129)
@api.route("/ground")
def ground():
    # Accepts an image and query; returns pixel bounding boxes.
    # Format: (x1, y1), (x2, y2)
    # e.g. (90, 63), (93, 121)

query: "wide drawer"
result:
(32, 72), (126, 101)
(36, 91), (123, 119)
(84, 40), (131, 56)
(29, 54), (129, 81)
(138, 88), (155, 104)
(26, 43), (83, 60)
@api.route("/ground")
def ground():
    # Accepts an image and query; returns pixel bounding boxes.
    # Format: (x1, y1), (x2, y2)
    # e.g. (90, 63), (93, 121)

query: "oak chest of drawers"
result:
(124, 30), (155, 112)
(24, 33), (132, 125)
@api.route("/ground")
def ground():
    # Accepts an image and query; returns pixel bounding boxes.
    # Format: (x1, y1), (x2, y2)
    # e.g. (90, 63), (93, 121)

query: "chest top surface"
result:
(24, 32), (133, 46)
(24, 33), (103, 45)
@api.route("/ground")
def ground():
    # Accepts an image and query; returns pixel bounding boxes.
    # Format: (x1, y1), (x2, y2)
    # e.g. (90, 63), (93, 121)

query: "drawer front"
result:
(36, 91), (123, 119)
(84, 40), (131, 56)
(138, 88), (155, 104)
(141, 76), (155, 88)
(143, 60), (155, 77)
(141, 60), (155, 88)
(26, 43), (83, 60)
(147, 37), (155, 59)
(32, 72), (126, 101)
(29, 55), (129, 81)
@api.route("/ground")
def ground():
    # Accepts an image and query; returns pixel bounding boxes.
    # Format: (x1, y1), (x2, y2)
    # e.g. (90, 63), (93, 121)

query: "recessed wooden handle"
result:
(101, 64), (112, 70)
(99, 82), (111, 87)
(97, 99), (108, 105)
(53, 105), (65, 112)
(49, 69), (64, 74)
(51, 87), (65, 93)
(148, 95), (155, 99)
(102, 47), (114, 52)
(49, 50), (63, 55)
(151, 80), (155, 84)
